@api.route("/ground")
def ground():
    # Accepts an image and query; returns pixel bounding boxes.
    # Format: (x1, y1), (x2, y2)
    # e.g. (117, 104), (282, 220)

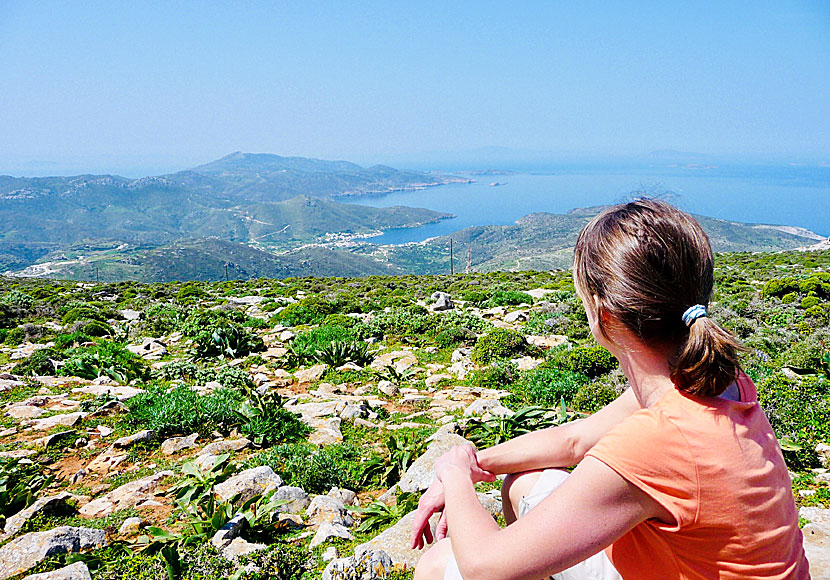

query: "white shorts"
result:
(444, 469), (622, 580)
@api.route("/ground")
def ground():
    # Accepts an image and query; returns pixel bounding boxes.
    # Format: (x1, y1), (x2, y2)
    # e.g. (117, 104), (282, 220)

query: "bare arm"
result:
(440, 450), (670, 580)
(476, 387), (640, 474)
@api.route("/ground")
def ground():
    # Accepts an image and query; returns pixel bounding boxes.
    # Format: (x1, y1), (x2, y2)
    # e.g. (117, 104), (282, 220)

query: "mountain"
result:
(0, 153), (460, 270)
(376, 207), (827, 274)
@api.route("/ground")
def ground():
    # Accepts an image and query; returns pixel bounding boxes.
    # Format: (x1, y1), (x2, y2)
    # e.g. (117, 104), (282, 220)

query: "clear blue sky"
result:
(1, 1), (828, 175)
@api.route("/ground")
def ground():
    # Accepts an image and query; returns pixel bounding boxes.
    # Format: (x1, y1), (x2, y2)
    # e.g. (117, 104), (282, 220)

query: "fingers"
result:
(436, 511), (448, 541)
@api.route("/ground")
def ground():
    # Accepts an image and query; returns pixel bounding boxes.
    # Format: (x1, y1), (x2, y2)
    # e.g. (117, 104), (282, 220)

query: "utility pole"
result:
(225, 263), (229, 282)
(95, 266), (99, 284)
(450, 239), (454, 275)
(466, 245), (472, 273)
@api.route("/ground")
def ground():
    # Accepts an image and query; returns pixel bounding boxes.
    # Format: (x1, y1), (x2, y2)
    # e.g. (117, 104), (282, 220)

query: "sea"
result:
(342, 163), (830, 244)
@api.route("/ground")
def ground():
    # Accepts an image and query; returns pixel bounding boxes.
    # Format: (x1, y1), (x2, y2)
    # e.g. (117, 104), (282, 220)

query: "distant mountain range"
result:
(0, 152), (825, 282)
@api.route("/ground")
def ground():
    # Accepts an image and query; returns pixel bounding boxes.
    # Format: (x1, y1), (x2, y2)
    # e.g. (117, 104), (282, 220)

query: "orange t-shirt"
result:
(585, 374), (810, 579)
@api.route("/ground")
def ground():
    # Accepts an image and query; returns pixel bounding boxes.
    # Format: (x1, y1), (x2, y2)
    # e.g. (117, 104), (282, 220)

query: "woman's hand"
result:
(434, 445), (496, 484)
(410, 446), (496, 550)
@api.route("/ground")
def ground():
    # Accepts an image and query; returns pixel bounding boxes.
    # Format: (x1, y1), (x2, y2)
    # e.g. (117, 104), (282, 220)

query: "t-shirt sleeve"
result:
(585, 410), (700, 531)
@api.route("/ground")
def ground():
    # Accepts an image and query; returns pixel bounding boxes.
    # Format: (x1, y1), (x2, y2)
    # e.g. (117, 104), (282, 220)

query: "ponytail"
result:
(671, 316), (744, 397)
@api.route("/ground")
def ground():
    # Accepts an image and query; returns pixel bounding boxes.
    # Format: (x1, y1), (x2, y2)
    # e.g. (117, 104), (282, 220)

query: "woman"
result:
(410, 200), (810, 579)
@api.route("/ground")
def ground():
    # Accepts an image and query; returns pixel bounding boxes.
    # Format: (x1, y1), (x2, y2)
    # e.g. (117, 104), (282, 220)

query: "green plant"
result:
(245, 443), (363, 493)
(373, 364), (419, 386)
(191, 322), (264, 359)
(12, 347), (63, 375)
(551, 345), (617, 378)
(464, 405), (570, 447)
(510, 366), (590, 407)
(313, 341), (374, 367)
(465, 361), (519, 390)
(4, 326), (24, 346)
(59, 341), (149, 382)
(234, 383), (310, 447)
(350, 491), (419, 533)
(360, 433), (427, 488)
(572, 381), (622, 413)
(471, 328), (527, 365)
(126, 385), (244, 437)
(481, 290), (534, 308)
(0, 457), (55, 524)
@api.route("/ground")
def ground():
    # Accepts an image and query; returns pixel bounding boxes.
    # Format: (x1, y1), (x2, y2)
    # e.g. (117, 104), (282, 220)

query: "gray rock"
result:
(117, 517), (143, 536)
(6, 405), (44, 420)
(816, 443), (830, 469)
(463, 399), (514, 418)
(306, 495), (353, 527)
(211, 514), (247, 550)
(26, 412), (86, 432)
(294, 364), (328, 384)
(340, 403), (370, 420)
(308, 417), (343, 446)
(214, 466), (282, 503)
(219, 537), (267, 561)
(504, 310), (529, 323)
(800, 506), (830, 579)
(322, 546), (339, 562)
(355, 511), (438, 568)
(79, 471), (173, 518)
(271, 486), (310, 514)
(1, 493), (75, 539)
(84, 445), (129, 474)
(0, 527), (107, 580)
(160, 433), (199, 455)
(113, 429), (154, 448)
(322, 550), (393, 580)
(377, 381), (398, 397)
(200, 438), (251, 456)
(310, 522), (353, 548)
(430, 292), (454, 312)
(397, 433), (472, 493)
(71, 385), (145, 400)
(329, 487), (358, 506)
(31, 430), (77, 450)
(22, 562), (92, 580)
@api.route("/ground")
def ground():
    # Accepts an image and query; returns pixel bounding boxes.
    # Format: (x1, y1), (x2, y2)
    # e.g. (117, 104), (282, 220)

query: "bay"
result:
(342, 164), (830, 244)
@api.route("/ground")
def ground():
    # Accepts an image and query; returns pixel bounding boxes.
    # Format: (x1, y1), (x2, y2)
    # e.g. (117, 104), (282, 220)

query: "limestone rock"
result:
(816, 443), (830, 469)
(340, 403), (370, 420)
(117, 517), (143, 536)
(271, 486), (310, 514)
(425, 373), (452, 388)
(322, 550), (393, 580)
(377, 381), (398, 396)
(71, 385), (145, 400)
(429, 292), (453, 312)
(200, 438), (251, 456)
(311, 522), (353, 548)
(294, 364), (328, 384)
(308, 417), (343, 446)
(354, 511), (438, 568)
(1, 493), (75, 539)
(84, 445), (128, 474)
(214, 466), (282, 503)
(79, 471), (173, 518)
(800, 506), (830, 579)
(525, 335), (568, 349)
(219, 537), (267, 561)
(22, 562), (92, 580)
(126, 338), (168, 360)
(26, 412), (85, 431)
(160, 433), (199, 455)
(31, 430), (76, 450)
(211, 514), (247, 550)
(0, 527), (107, 580)
(370, 351), (417, 373)
(504, 310), (529, 323)
(464, 399), (514, 418)
(6, 405), (45, 420)
(397, 433), (473, 493)
(114, 429), (154, 448)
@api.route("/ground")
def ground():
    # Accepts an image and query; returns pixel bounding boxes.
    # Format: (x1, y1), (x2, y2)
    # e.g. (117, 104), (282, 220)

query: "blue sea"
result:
(343, 163), (830, 244)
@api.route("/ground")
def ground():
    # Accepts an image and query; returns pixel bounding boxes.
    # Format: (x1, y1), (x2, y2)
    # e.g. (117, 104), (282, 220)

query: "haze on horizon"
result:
(0, 1), (828, 177)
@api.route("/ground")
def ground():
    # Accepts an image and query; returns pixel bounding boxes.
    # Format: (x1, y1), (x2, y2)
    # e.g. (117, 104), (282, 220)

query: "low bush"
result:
(0, 456), (55, 521)
(246, 443), (364, 493)
(191, 321), (264, 359)
(471, 328), (527, 365)
(126, 385), (244, 437)
(572, 381), (622, 413)
(139, 302), (187, 337)
(465, 361), (519, 390)
(510, 366), (590, 407)
(4, 326), (24, 346)
(12, 347), (63, 375)
(481, 290), (534, 308)
(59, 341), (149, 382)
(153, 361), (254, 390)
(551, 345), (617, 378)
(288, 324), (357, 365)
(273, 296), (338, 326)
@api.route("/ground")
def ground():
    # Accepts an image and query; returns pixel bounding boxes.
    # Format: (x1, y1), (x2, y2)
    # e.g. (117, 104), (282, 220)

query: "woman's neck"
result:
(615, 344), (676, 408)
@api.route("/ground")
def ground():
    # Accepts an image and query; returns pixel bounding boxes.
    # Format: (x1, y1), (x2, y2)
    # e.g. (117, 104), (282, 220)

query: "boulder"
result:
(310, 522), (353, 548)
(271, 486), (310, 514)
(22, 562), (92, 580)
(322, 550), (393, 580)
(340, 403), (370, 420)
(71, 385), (145, 400)
(504, 310), (529, 323)
(398, 433), (472, 493)
(214, 466), (282, 503)
(294, 364), (328, 384)
(354, 511), (437, 568)
(425, 374), (453, 388)
(429, 292), (454, 312)
(84, 446), (129, 474)
(0, 527), (107, 580)
(200, 438), (251, 456)
(219, 537), (267, 561)
(211, 514), (247, 550)
(117, 517), (143, 537)
(464, 399), (514, 418)
(801, 506), (830, 579)
(6, 405), (45, 420)
(1, 493), (76, 539)
(816, 443), (830, 469)
(113, 429), (154, 448)
(525, 335), (568, 349)
(79, 471), (173, 518)
(308, 417), (343, 446)
(377, 381), (398, 397)
(160, 433), (199, 455)
(26, 412), (85, 432)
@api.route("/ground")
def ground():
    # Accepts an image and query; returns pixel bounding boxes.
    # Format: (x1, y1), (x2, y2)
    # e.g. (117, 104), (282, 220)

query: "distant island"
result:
(0, 152), (825, 282)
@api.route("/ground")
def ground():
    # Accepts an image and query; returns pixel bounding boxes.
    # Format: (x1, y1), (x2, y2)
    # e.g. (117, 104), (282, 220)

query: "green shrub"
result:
(777, 340), (825, 372)
(289, 324), (356, 364)
(321, 313), (360, 328)
(510, 367), (590, 407)
(246, 443), (364, 493)
(801, 296), (821, 310)
(781, 292), (798, 305)
(175, 283), (208, 304)
(80, 319), (113, 337)
(59, 341), (149, 382)
(126, 385), (244, 437)
(274, 296), (338, 326)
(799, 277), (830, 299)
(551, 345), (617, 378)
(61, 305), (108, 325)
(191, 321), (264, 359)
(758, 374), (830, 468)
(572, 381), (621, 413)
(762, 277), (800, 299)
(0, 457), (55, 520)
(471, 328), (527, 365)
(140, 302), (186, 336)
(804, 305), (828, 322)
(53, 331), (93, 350)
(12, 348), (62, 375)
(234, 383), (310, 447)
(481, 290), (534, 308)
(466, 361), (519, 390)
(4, 327), (24, 346)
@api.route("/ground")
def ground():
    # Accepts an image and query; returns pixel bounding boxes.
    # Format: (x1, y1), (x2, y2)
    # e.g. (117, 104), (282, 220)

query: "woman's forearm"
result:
(475, 421), (583, 475)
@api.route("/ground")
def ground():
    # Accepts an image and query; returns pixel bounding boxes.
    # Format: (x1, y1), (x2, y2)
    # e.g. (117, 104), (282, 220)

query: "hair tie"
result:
(682, 304), (707, 327)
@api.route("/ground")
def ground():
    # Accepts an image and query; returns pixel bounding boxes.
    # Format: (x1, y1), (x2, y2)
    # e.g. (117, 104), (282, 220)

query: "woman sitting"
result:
(411, 199), (810, 579)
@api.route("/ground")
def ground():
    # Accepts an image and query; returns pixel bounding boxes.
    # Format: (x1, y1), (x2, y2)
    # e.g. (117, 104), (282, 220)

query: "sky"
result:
(0, 1), (828, 175)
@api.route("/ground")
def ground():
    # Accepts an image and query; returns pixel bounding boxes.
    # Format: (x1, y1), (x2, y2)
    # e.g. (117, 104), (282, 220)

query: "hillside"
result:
(0, 252), (827, 578)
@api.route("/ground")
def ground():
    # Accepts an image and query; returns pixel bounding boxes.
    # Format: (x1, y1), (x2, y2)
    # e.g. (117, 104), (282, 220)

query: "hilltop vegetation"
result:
(0, 250), (828, 578)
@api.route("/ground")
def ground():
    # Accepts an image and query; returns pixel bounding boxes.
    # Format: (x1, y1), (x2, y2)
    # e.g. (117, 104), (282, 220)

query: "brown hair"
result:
(573, 198), (743, 397)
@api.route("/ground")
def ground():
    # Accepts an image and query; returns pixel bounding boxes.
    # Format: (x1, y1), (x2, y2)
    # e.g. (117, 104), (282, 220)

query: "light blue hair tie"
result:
(682, 304), (708, 327)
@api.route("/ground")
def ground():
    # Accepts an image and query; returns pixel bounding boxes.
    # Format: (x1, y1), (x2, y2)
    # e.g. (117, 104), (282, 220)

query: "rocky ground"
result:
(0, 268), (828, 579)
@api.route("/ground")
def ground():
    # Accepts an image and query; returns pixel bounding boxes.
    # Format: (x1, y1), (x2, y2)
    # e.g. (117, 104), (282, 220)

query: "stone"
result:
(126, 338), (168, 360)
(398, 433), (473, 493)
(86, 400), (127, 417)
(525, 335), (568, 349)
(451, 347), (471, 362)
(160, 433), (199, 455)
(0, 527), (107, 580)
(354, 511), (439, 568)
(279, 330), (296, 342)
(513, 356), (543, 371)
(117, 517), (143, 536)
(340, 403), (370, 420)
(118, 309), (141, 321)
(211, 514), (247, 550)
(114, 429), (154, 448)
(377, 380), (398, 396)
(781, 367), (803, 381)
(31, 430), (76, 450)
(816, 443), (830, 469)
(271, 486), (310, 514)
(294, 364), (328, 384)
(71, 385), (145, 400)
(310, 522), (352, 548)
(429, 292), (454, 312)
(200, 438), (251, 456)
(464, 399), (514, 418)
(504, 310), (529, 323)
(322, 550), (393, 580)
(1, 493), (75, 539)
(84, 446), (128, 474)
(322, 546), (339, 562)
(800, 506), (830, 579)
(26, 412), (86, 431)
(288, 401), (340, 419)
(306, 494), (352, 527)
(370, 351), (417, 373)
(308, 417), (343, 446)
(79, 471), (173, 518)
(219, 537), (267, 561)
(214, 466), (282, 503)
(329, 487), (358, 506)
(425, 373), (452, 388)
(336, 362), (363, 372)
(22, 562), (92, 580)
(6, 405), (45, 420)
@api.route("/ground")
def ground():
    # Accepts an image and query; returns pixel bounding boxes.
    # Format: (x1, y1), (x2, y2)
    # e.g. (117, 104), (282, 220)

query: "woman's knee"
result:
(414, 538), (454, 580)
(501, 470), (544, 524)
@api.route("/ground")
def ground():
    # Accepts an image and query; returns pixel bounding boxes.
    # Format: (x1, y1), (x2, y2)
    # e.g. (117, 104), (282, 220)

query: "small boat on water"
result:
(489, 181), (507, 187)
